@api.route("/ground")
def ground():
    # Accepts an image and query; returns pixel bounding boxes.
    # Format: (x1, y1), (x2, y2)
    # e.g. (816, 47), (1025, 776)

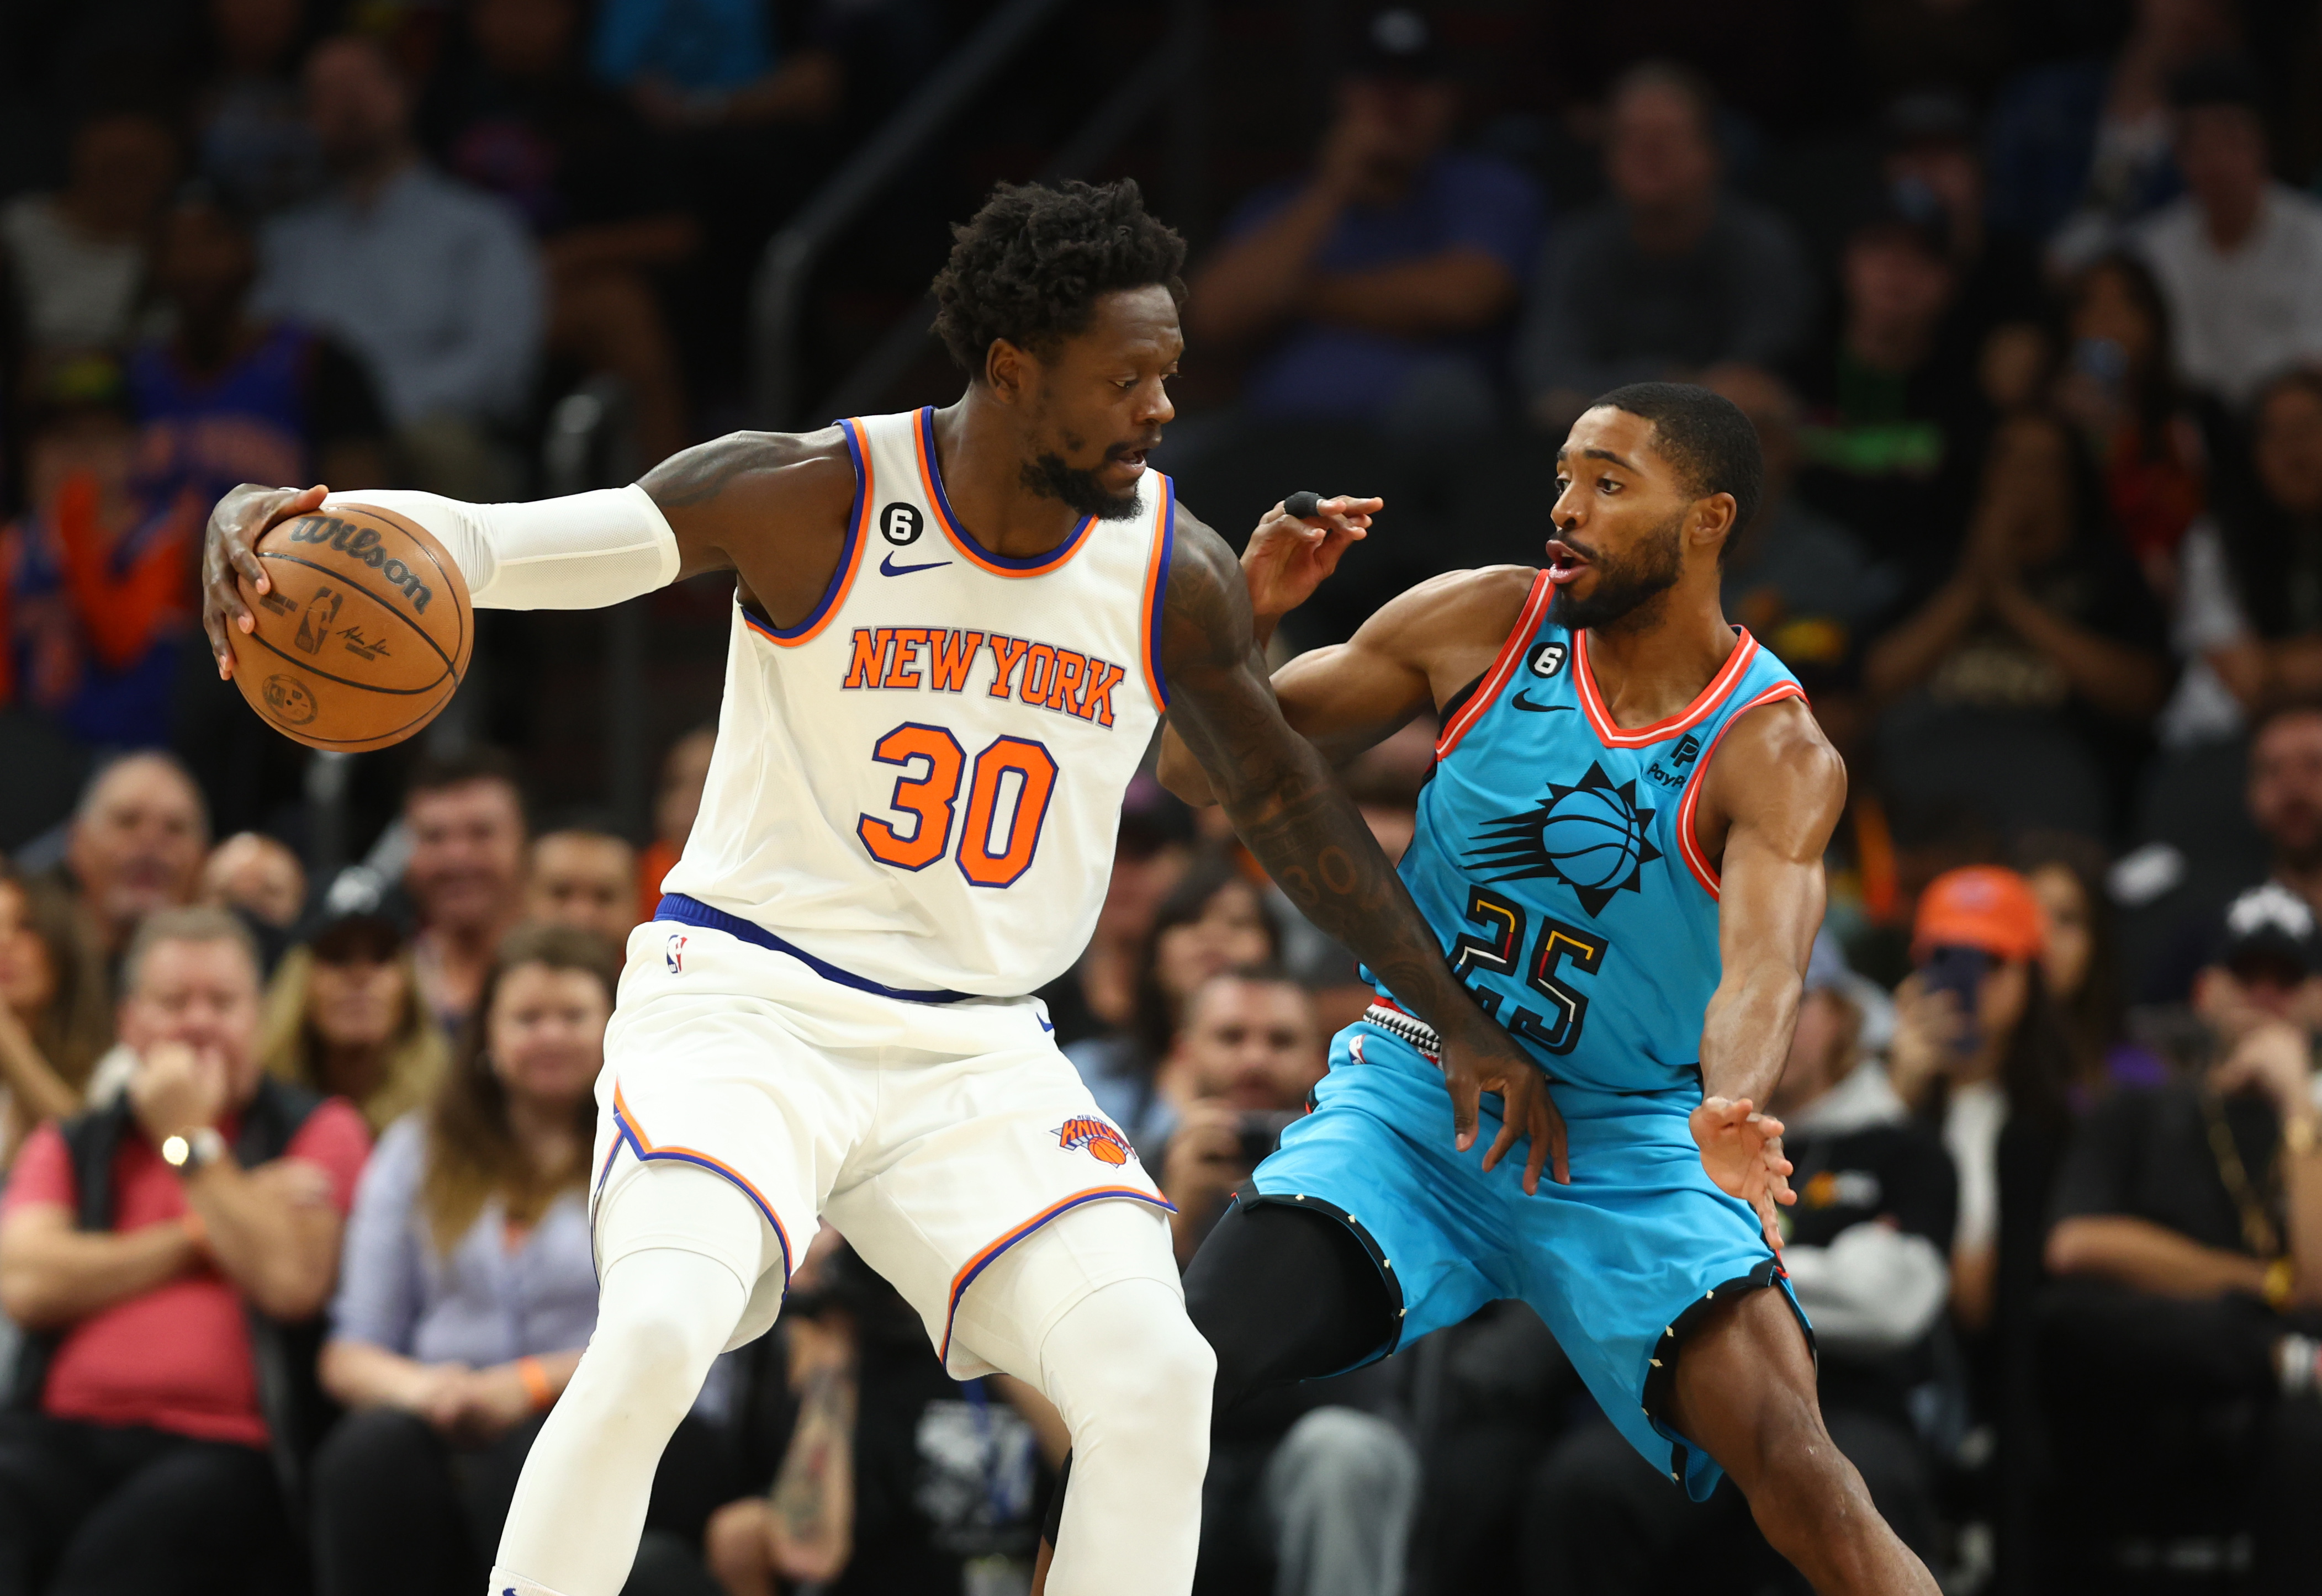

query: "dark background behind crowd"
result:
(9, 0), (2322, 1593)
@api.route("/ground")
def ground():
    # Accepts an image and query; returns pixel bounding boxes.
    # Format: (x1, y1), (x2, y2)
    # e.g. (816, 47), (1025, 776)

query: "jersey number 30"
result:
(857, 723), (1058, 887)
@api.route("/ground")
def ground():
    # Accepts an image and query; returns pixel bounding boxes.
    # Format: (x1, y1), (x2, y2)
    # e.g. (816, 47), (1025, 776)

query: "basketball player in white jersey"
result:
(199, 180), (1559, 1596)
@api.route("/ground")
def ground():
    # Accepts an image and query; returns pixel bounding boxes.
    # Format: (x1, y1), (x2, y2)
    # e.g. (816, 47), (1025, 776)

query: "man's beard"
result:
(1021, 450), (1144, 521)
(1548, 511), (1685, 632)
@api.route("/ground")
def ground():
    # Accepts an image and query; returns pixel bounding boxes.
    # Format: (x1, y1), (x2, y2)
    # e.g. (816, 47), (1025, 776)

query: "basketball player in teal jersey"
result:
(1139, 384), (1940, 1593)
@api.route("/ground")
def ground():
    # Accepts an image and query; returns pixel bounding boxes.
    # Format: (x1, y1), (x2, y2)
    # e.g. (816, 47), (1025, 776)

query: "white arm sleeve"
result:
(322, 484), (680, 611)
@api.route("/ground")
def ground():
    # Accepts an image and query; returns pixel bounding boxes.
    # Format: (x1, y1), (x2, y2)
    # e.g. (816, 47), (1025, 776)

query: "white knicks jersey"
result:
(659, 407), (1177, 998)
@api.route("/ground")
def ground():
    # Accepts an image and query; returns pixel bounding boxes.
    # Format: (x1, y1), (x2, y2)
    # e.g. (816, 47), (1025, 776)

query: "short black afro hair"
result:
(1591, 381), (1765, 547)
(930, 179), (1187, 375)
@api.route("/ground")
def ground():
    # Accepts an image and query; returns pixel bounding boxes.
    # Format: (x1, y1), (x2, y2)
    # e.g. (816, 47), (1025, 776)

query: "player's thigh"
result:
(945, 1195), (1183, 1386)
(821, 1038), (1170, 1376)
(596, 971), (873, 1344)
(1663, 1285), (1826, 1492)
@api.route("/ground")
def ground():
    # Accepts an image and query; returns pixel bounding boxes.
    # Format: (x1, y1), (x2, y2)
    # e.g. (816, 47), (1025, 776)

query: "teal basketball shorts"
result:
(1247, 1015), (1811, 1499)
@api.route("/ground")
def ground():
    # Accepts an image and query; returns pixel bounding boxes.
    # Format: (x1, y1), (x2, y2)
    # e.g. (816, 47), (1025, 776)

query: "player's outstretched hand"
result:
(1691, 1095), (1794, 1250)
(203, 482), (327, 680)
(1242, 494), (1380, 626)
(1441, 1025), (1569, 1194)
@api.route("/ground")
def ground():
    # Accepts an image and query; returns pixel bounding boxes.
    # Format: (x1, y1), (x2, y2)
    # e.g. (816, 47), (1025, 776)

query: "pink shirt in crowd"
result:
(2, 1101), (371, 1446)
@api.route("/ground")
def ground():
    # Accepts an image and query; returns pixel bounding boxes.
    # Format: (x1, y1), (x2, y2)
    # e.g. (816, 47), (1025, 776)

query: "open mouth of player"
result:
(1545, 539), (1590, 584)
(1108, 438), (1160, 478)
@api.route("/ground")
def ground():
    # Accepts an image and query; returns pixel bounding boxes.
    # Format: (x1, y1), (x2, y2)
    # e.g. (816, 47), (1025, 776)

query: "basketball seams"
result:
(318, 501), (473, 666)
(255, 552), (457, 676)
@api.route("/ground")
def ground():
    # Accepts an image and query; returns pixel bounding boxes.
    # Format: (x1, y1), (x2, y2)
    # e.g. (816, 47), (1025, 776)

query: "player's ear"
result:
(986, 338), (1028, 404)
(1691, 491), (1738, 550)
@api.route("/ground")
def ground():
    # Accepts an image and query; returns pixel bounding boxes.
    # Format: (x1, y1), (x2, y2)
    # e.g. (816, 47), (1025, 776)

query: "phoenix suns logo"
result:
(1054, 1116), (1135, 1166)
(1464, 761), (1663, 916)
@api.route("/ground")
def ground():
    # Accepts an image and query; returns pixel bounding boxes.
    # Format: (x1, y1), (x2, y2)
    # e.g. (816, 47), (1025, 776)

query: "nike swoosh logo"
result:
(1511, 692), (1570, 713)
(880, 553), (951, 576)
(1039, 1017), (1055, 1033)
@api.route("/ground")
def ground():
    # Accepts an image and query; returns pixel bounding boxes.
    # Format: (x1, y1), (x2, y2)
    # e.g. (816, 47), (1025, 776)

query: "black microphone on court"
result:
(1283, 491), (1322, 519)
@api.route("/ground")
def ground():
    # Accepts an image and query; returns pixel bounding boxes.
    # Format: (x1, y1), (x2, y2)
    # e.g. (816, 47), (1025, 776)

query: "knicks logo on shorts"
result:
(1055, 1116), (1135, 1166)
(665, 934), (687, 975)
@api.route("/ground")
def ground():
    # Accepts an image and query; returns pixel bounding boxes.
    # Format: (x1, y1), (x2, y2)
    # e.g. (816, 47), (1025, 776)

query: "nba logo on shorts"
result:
(1054, 1116), (1135, 1166)
(665, 934), (688, 975)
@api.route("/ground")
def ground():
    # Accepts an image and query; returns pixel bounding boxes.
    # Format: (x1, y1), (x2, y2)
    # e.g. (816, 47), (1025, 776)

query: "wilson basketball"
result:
(228, 502), (473, 751)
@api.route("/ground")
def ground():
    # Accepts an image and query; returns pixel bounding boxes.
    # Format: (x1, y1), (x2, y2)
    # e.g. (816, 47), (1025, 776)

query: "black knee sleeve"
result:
(1183, 1192), (1395, 1417)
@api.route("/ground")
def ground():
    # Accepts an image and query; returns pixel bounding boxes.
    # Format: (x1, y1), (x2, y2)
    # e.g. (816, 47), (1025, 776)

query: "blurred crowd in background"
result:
(9, 0), (2322, 1593)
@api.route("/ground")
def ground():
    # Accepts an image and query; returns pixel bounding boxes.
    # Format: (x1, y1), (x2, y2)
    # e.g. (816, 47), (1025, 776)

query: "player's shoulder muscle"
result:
(639, 426), (856, 571)
(1705, 696), (1846, 854)
(1159, 503), (1256, 676)
(1353, 564), (1537, 676)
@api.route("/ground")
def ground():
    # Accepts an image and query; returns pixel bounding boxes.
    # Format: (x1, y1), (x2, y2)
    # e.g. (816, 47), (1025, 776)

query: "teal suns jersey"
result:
(1385, 571), (1807, 1096)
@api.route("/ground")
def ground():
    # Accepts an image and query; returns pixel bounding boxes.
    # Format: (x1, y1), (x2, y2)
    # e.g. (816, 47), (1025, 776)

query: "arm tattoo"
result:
(1158, 517), (1477, 1037)
(643, 432), (805, 510)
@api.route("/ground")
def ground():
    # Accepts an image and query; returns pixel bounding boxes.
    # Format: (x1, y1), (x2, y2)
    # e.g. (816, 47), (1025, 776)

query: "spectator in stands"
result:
(0, 357), (204, 754)
(430, 0), (697, 466)
(1882, 91), (2046, 357)
(62, 752), (210, 961)
(0, 865), (109, 1163)
(260, 882), (447, 1134)
(1156, 965), (1414, 1596)
(195, 0), (324, 218)
(199, 831), (304, 934)
(1526, 932), (1954, 1587)
(0, 906), (369, 1595)
(314, 922), (728, 1595)
(1863, 412), (2170, 839)
(2041, 882), (2322, 1589)
(1184, 7), (1539, 434)
(704, 1233), (1055, 1595)
(1788, 196), (1984, 574)
(1158, 966), (1329, 1266)
(2017, 831), (2168, 1096)
(255, 34), (543, 501)
(1987, 0), (2234, 257)
(1066, 849), (1280, 1157)
(2245, 704), (2322, 921)
(1702, 364), (1900, 701)
(2170, 372), (2322, 741)
(1036, 777), (1194, 1048)
(0, 105), (178, 354)
(592, 0), (843, 132)
(402, 750), (530, 1035)
(588, 0), (844, 406)
(1886, 866), (2077, 1585)
(1517, 61), (1811, 434)
(2053, 252), (2208, 601)
(2130, 55), (2322, 410)
(1886, 865), (2074, 1351)
(133, 189), (391, 514)
(527, 820), (639, 946)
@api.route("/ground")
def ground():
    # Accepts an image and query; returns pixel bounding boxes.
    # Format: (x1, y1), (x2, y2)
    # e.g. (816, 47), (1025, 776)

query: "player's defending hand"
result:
(1243, 494), (1380, 630)
(1441, 1024), (1569, 1194)
(1692, 1096), (1795, 1250)
(202, 482), (327, 680)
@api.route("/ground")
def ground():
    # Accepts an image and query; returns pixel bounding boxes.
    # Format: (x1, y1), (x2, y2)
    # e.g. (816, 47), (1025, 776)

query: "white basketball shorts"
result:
(589, 912), (1172, 1377)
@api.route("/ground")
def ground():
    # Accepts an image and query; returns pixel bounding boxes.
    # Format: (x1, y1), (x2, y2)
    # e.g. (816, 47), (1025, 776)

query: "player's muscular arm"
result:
(1689, 700), (1847, 1232)
(1154, 508), (1530, 802)
(1159, 511), (1567, 1189)
(199, 430), (855, 674)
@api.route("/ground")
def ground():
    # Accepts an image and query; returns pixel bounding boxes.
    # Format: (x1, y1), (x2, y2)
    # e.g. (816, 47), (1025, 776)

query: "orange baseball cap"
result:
(1912, 866), (2047, 963)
